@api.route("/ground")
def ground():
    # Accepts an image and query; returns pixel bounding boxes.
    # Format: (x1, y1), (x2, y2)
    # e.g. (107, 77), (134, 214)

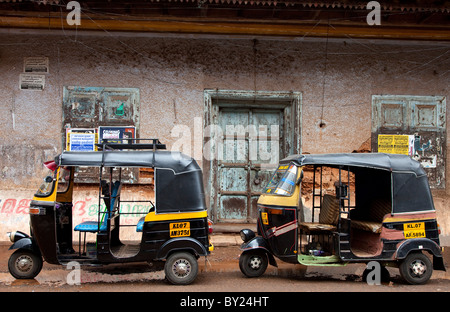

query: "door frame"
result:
(203, 89), (302, 222)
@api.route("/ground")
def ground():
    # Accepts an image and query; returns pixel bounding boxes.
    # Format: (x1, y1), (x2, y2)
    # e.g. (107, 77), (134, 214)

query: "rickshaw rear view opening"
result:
(240, 153), (446, 285)
(7, 139), (213, 285)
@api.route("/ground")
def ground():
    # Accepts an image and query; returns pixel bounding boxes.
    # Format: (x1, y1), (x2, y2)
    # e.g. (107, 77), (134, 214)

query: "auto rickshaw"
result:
(7, 139), (213, 285)
(239, 153), (446, 285)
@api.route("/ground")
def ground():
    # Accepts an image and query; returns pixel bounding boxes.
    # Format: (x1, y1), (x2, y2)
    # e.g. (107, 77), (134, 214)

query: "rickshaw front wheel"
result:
(8, 249), (43, 279)
(164, 251), (198, 285)
(399, 252), (433, 285)
(239, 250), (268, 278)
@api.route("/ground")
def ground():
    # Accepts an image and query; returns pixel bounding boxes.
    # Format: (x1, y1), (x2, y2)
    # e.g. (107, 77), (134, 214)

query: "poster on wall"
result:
(98, 126), (136, 145)
(377, 134), (415, 156)
(66, 128), (98, 151)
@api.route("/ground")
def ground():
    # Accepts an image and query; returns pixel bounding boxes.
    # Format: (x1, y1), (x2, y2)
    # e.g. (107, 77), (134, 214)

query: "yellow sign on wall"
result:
(378, 134), (414, 155)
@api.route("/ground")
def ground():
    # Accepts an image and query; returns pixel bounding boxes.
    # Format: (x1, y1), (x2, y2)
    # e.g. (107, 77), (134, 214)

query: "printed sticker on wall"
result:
(23, 57), (49, 73)
(19, 74), (45, 91)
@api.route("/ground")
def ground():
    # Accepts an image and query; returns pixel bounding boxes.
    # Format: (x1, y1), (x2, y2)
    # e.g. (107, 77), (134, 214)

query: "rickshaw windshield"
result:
(57, 167), (71, 193)
(264, 163), (298, 196)
(35, 169), (56, 197)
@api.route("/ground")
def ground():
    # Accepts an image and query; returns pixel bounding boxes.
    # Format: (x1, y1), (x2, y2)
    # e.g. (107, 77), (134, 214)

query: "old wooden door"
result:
(217, 108), (283, 222)
(204, 90), (302, 223)
(372, 95), (446, 188)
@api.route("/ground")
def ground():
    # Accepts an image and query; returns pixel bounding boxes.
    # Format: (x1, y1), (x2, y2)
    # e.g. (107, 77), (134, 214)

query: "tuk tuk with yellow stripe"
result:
(239, 153), (445, 285)
(7, 139), (213, 285)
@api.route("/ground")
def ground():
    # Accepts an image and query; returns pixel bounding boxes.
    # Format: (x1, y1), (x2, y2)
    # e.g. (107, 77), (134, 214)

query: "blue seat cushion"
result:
(74, 221), (107, 232)
(74, 181), (121, 233)
(136, 217), (145, 232)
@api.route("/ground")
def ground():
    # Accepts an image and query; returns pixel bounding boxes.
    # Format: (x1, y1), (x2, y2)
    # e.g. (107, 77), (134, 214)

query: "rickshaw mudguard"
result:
(395, 238), (446, 271)
(9, 237), (41, 257)
(156, 237), (208, 260)
(240, 236), (278, 267)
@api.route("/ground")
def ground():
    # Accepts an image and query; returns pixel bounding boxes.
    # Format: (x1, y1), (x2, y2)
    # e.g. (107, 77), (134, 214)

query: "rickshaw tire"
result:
(399, 251), (433, 285)
(8, 249), (43, 280)
(164, 251), (198, 285)
(239, 250), (268, 278)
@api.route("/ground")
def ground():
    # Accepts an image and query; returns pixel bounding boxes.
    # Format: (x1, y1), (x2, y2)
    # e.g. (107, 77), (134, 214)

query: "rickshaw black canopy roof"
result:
(282, 153), (434, 214)
(56, 150), (207, 213)
(283, 153), (426, 176)
(57, 150), (199, 174)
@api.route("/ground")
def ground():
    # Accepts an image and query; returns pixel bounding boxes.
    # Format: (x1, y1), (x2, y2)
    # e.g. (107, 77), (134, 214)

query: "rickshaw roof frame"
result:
(282, 153), (426, 177)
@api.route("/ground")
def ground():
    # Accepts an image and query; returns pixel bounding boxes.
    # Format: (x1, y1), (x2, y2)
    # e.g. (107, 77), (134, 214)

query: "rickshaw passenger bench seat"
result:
(299, 194), (339, 233)
(350, 199), (391, 234)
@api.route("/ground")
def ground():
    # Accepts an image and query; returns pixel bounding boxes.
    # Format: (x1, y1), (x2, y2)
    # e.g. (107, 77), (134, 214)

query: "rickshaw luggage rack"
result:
(95, 138), (167, 152)
(76, 138), (166, 258)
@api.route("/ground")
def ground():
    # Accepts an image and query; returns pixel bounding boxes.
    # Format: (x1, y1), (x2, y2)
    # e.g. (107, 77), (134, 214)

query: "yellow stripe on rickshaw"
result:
(144, 210), (208, 222)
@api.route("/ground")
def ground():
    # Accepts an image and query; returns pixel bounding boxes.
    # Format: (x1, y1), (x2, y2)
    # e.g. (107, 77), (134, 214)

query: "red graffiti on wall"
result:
(0, 199), (31, 214)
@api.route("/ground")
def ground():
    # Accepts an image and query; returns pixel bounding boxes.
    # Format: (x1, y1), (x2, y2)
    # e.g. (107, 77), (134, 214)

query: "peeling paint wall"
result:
(0, 32), (449, 240)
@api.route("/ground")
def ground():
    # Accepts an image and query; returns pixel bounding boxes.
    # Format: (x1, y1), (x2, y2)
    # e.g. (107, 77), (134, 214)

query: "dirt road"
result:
(1, 244), (449, 293)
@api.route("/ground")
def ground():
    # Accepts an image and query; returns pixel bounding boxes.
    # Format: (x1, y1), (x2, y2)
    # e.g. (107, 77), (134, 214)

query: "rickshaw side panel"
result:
(140, 215), (211, 260)
(257, 205), (298, 264)
(29, 200), (59, 264)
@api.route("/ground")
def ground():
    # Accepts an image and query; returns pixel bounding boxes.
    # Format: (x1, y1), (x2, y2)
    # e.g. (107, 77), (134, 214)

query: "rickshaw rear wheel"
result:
(399, 252), (433, 285)
(164, 251), (198, 285)
(239, 250), (268, 278)
(8, 249), (43, 279)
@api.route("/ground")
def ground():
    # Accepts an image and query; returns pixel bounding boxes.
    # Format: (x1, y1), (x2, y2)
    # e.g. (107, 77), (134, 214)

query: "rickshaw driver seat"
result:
(74, 181), (122, 233)
(299, 194), (340, 232)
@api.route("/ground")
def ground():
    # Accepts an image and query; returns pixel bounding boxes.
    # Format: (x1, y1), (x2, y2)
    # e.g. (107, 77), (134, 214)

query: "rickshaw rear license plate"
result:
(403, 222), (426, 239)
(170, 222), (190, 237)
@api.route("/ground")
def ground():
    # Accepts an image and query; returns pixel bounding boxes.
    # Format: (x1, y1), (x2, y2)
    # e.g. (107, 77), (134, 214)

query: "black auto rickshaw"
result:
(7, 139), (213, 285)
(239, 153), (445, 285)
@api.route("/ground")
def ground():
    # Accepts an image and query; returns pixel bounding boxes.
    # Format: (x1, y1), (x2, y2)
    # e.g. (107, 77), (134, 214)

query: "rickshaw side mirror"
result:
(296, 171), (304, 185)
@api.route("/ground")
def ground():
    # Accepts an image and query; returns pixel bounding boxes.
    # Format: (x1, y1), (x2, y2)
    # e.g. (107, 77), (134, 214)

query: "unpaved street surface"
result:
(1, 244), (449, 293)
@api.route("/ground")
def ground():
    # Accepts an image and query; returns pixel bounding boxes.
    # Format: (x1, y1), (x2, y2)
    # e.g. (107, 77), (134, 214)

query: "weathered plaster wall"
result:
(0, 31), (448, 241)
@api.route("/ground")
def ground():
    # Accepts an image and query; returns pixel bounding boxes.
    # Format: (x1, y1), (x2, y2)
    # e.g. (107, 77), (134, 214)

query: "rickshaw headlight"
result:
(7, 232), (13, 243)
(240, 229), (255, 243)
(7, 231), (29, 243)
